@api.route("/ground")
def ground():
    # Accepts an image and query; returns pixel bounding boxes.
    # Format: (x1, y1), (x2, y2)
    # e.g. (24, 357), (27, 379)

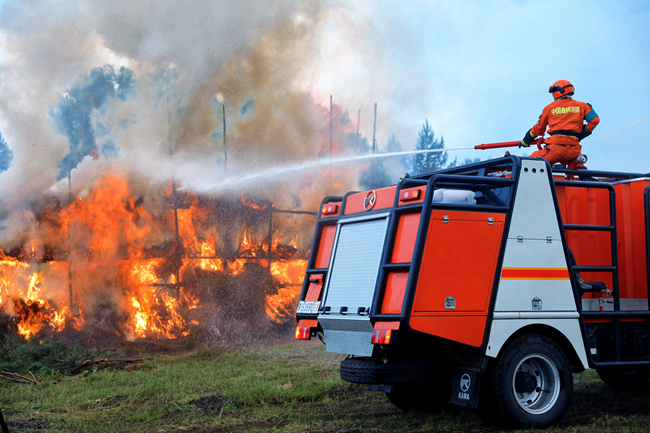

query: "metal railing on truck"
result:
(553, 167), (650, 368)
(298, 156), (522, 325)
(372, 156), (519, 322)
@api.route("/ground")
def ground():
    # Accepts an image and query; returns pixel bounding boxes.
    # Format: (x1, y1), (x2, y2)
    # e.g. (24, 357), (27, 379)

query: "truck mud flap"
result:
(449, 366), (481, 408)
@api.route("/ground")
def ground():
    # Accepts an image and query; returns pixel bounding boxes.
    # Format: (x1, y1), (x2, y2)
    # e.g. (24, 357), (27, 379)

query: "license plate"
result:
(297, 301), (320, 314)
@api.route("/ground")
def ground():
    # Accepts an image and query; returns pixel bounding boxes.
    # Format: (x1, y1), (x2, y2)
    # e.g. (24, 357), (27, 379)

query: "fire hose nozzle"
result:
(474, 138), (544, 150)
(576, 154), (588, 164)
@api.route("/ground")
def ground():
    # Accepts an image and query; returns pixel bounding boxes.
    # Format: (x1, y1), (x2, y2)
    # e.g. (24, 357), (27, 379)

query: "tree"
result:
(410, 120), (447, 175)
(386, 134), (402, 153)
(0, 132), (13, 173)
(358, 162), (391, 190)
(386, 134), (407, 170)
(356, 132), (391, 189)
(376, 133), (407, 182)
(50, 65), (135, 181)
(447, 156), (482, 168)
(347, 131), (370, 155)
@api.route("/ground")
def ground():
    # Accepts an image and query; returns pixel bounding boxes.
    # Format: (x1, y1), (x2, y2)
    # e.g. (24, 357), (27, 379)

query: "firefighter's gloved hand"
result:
(520, 130), (534, 148)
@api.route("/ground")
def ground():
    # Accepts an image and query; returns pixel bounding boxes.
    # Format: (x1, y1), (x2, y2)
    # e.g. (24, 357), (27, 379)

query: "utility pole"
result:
(356, 109), (361, 150)
(168, 96), (181, 286)
(65, 95), (73, 205)
(222, 103), (227, 171)
(329, 95), (333, 160)
(169, 97), (179, 239)
(65, 95), (74, 309)
(268, 206), (273, 271)
(329, 95), (333, 184)
(372, 103), (377, 154)
(371, 103), (377, 188)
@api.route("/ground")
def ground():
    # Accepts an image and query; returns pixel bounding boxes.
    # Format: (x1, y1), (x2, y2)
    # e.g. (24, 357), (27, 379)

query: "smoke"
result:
(0, 0), (412, 252)
(0, 0), (428, 342)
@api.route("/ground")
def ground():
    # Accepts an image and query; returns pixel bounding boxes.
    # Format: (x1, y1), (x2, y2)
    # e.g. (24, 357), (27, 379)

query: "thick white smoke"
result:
(0, 1), (414, 249)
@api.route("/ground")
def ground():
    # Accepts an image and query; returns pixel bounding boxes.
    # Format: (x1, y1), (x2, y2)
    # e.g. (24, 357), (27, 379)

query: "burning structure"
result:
(0, 172), (315, 341)
(0, 2), (395, 342)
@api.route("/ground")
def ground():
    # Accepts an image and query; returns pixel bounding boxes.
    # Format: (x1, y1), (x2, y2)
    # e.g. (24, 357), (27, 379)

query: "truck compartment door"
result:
(410, 210), (505, 347)
(318, 213), (390, 356)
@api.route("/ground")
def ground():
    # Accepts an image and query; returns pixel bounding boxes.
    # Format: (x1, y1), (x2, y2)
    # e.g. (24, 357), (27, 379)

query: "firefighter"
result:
(520, 80), (600, 169)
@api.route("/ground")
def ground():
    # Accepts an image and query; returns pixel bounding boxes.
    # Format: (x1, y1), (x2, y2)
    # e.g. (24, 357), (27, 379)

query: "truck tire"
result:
(596, 366), (650, 388)
(489, 334), (573, 428)
(340, 357), (432, 384)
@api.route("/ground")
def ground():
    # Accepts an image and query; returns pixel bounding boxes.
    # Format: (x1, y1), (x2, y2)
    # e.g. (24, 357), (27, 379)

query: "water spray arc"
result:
(192, 139), (531, 194)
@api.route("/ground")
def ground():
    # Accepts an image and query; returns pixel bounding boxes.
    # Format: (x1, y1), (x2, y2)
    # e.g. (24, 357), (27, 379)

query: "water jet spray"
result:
(185, 139), (539, 194)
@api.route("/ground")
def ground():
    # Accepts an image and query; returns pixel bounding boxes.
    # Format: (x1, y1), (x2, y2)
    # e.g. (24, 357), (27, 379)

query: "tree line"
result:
(358, 119), (481, 190)
(0, 63), (479, 186)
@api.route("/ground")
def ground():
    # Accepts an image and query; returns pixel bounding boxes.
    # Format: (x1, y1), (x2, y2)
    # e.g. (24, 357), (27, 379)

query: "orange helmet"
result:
(549, 80), (574, 99)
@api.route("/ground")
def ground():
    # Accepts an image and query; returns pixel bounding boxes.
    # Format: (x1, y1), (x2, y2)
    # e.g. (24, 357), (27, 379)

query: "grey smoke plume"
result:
(0, 1), (317, 244)
(0, 0), (410, 250)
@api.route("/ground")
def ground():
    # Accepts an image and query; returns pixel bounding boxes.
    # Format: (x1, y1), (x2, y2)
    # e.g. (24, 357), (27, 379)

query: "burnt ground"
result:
(45, 320), (296, 361)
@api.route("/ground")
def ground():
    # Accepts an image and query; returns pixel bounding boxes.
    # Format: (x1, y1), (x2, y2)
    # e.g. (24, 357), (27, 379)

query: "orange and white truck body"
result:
(295, 155), (650, 427)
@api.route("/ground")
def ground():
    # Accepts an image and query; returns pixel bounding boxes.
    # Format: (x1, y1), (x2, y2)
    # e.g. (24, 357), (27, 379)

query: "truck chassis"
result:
(295, 155), (650, 427)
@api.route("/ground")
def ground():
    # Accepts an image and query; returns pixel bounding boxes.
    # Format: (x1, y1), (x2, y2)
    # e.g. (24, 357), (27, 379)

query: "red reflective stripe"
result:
(298, 319), (318, 327)
(373, 321), (400, 330)
(501, 267), (569, 280)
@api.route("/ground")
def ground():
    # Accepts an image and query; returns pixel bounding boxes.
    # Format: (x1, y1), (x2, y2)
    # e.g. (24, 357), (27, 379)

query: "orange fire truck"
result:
(294, 154), (650, 427)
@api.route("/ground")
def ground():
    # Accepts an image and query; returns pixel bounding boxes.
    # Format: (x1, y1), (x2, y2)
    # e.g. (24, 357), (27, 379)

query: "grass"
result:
(2, 337), (650, 432)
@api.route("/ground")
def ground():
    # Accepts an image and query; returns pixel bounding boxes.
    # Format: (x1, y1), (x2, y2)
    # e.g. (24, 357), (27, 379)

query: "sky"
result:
(311, 1), (650, 173)
(0, 0), (648, 238)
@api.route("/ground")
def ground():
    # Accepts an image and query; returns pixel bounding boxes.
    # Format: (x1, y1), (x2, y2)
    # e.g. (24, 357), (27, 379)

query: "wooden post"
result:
(371, 103), (377, 188)
(329, 95), (333, 184)
(222, 103), (227, 171)
(356, 109), (361, 150)
(168, 96), (180, 286)
(268, 206), (273, 271)
(329, 95), (333, 160)
(65, 95), (74, 308)
(372, 103), (377, 154)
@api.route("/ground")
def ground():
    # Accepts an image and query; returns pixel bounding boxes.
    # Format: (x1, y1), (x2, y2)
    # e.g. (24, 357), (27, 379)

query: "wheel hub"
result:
(512, 354), (561, 415)
(515, 371), (538, 393)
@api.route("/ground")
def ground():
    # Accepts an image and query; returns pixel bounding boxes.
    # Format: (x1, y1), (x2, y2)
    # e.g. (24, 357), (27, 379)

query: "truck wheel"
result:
(491, 335), (573, 428)
(596, 366), (650, 388)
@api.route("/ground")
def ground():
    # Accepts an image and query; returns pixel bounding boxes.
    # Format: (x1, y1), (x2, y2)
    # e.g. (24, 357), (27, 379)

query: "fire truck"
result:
(294, 154), (650, 427)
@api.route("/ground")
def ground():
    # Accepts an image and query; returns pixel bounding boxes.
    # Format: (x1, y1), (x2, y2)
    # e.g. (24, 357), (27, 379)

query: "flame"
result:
(121, 258), (198, 340)
(239, 224), (268, 257)
(241, 196), (273, 211)
(198, 242), (223, 271)
(0, 173), (312, 341)
(228, 259), (247, 276)
(265, 259), (307, 323)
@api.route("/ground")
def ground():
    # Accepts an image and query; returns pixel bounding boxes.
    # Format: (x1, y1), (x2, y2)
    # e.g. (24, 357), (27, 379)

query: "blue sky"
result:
(350, 1), (650, 173)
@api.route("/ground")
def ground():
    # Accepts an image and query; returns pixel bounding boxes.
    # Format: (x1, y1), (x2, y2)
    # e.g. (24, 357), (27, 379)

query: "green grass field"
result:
(2, 336), (650, 433)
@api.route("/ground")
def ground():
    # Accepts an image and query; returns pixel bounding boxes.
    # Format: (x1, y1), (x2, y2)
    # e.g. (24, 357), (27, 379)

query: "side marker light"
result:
(295, 325), (311, 340)
(321, 204), (339, 215)
(371, 329), (392, 345)
(400, 189), (421, 202)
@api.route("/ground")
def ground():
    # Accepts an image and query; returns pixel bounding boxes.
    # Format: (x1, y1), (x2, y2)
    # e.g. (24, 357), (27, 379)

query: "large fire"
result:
(0, 173), (311, 340)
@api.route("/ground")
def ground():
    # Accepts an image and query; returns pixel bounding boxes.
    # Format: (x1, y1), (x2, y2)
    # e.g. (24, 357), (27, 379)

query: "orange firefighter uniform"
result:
(521, 80), (600, 169)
